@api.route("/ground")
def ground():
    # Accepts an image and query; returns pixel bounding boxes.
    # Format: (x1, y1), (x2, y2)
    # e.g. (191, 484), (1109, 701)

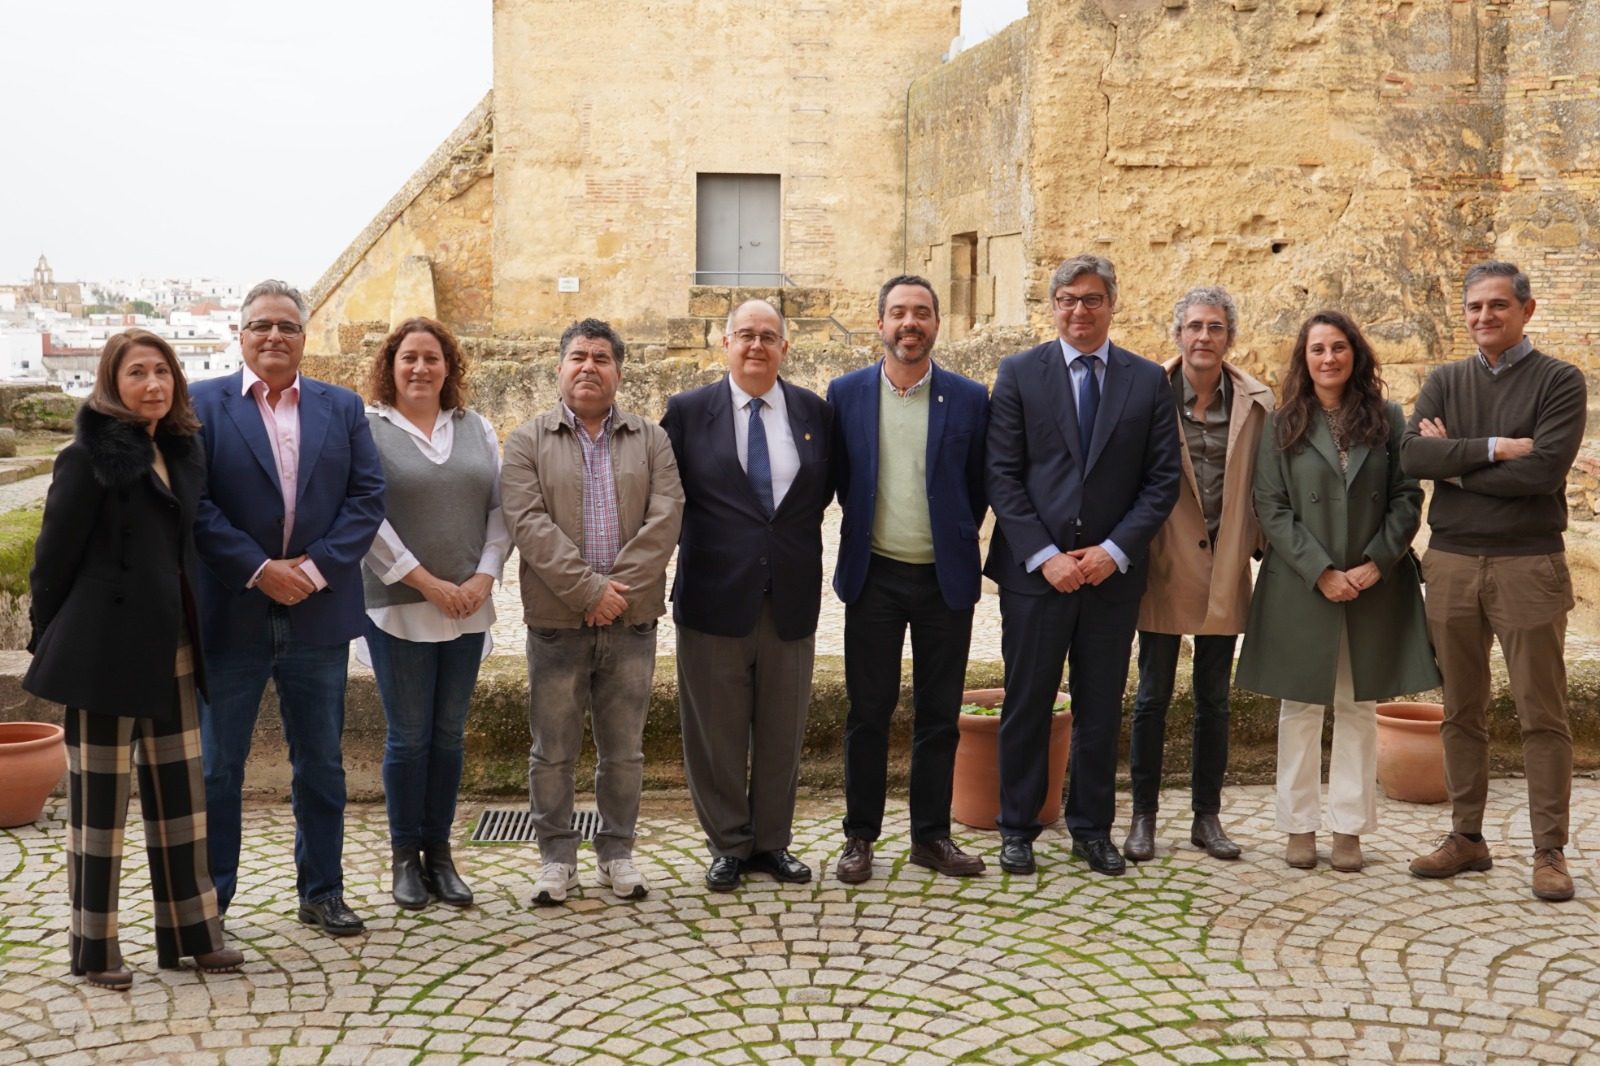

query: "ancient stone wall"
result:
(306, 96), (495, 355)
(490, 0), (958, 341)
(903, 0), (1597, 398)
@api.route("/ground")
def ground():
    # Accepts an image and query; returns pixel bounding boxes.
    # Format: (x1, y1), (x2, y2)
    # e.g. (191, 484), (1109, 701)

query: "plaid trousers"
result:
(65, 637), (223, 973)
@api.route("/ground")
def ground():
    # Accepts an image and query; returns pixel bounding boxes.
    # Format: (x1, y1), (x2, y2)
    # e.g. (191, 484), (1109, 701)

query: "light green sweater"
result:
(870, 374), (935, 564)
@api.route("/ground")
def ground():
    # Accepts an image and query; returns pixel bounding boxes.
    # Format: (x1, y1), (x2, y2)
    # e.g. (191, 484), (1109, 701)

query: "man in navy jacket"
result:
(827, 275), (989, 883)
(191, 280), (384, 935)
(984, 255), (1181, 877)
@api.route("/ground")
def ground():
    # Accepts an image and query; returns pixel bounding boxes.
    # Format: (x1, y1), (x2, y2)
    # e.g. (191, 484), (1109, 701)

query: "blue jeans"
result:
(200, 606), (350, 910)
(1128, 631), (1238, 816)
(366, 622), (485, 849)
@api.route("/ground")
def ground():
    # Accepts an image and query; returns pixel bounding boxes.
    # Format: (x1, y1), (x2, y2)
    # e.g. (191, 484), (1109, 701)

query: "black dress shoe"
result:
(1071, 837), (1127, 876)
(1123, 812), (1157, 863)
(392, 847), (428, 910)
(1190, 814), (1242, 861)
(297, 895), (366, 936)
(745, 849), (812, 883)
(423, 842), (475, 906)
(998, 837), (1036, 874)
(705, 855), (742, 892)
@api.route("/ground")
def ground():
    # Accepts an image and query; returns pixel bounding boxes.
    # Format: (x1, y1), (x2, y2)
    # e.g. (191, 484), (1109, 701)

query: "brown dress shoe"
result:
(1409, 832), (1492, 879)
(1532, 848), (1574, 901)
(1190, 814), (1242, 861)
(908, 838), (986, 877)
(72, 966), (132, 990)
(1122, 812), (1156, 863)
(836, 837), (873, 884)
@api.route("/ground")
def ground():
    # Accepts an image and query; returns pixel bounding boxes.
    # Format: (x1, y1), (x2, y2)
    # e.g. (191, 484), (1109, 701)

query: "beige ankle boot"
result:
(1286, 832), (1317, 869)
(1331, 833), (1362, 872)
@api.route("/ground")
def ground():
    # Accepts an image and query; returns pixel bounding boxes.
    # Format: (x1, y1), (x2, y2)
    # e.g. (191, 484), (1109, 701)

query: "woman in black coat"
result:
(24, 330), (244, 989)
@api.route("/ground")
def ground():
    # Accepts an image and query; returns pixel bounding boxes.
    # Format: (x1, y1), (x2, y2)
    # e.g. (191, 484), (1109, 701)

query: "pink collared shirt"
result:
(242, 365), (327, 590)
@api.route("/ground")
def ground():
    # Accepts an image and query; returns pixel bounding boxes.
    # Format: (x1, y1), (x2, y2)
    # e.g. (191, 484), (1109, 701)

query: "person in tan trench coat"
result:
(1234, 311), (1440, 874)
(1126, 287), (1275, 864)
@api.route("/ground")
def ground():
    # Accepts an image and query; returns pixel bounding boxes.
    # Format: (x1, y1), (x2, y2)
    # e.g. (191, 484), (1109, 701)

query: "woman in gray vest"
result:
(361, 317), (510, 909)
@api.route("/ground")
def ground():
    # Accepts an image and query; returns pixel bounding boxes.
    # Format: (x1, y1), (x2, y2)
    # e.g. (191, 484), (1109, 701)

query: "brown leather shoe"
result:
(72, 966), (132, 990)
(1122, 812), (1156, 863)
(1409, 832), (1492, 879)
(1190, 814), (1242, 861)
(908, 837), (986, 877)
(835, 837), (873, 884)
(1532, 848), (1574, 901)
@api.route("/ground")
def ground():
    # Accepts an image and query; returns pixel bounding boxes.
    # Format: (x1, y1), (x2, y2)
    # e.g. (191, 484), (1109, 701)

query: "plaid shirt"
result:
(565, 405), (620, 575)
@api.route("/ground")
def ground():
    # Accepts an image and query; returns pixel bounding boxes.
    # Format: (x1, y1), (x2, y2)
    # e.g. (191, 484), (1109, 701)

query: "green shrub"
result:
(0, 505), (43, 598)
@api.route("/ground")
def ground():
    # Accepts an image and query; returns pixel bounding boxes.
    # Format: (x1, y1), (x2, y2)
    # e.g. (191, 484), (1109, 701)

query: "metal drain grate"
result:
(469, 807), (600, 844)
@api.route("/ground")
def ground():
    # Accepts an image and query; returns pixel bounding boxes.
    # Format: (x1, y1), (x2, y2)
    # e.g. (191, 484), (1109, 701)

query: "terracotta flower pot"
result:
(1376, 701), (1447, 804)
(952, 687), (1072, 830)
(0, 721), (67, 828)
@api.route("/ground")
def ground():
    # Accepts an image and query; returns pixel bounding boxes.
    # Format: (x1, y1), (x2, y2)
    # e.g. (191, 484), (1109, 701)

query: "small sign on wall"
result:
(557, 276), (580, 293)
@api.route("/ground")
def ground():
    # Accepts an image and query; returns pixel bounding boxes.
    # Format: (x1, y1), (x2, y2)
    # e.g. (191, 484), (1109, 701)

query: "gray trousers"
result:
(525, 622), (658, 865)
(677, 603), (814, 859)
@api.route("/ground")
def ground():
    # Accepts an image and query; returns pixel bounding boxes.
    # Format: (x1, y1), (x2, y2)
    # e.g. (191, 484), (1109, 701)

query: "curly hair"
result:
(1273, 310), (1389, 454)
(367, 317), (468, 410)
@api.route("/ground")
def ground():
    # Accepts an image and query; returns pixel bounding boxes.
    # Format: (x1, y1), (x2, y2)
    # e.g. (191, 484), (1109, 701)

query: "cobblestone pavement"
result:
(3, 781), (1598, 1065)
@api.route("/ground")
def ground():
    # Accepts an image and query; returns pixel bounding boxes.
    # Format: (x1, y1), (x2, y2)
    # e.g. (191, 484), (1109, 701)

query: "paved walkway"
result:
(2, 781), (1598, 1064)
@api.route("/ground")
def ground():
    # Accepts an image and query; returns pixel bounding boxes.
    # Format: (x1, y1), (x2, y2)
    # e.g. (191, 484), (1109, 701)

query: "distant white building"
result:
(0, 331), (45, 380)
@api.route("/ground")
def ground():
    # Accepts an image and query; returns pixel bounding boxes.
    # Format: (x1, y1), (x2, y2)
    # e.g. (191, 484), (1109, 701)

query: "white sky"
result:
(0, 0), (1028, 291)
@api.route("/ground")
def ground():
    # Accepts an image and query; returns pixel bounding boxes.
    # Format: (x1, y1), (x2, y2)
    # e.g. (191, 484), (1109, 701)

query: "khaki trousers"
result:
(1421, 548), (1573, 849)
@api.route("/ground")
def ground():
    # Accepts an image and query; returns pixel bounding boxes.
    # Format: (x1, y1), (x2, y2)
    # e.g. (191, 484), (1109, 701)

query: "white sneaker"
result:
(596, 856), (649, 900)
(531, 862), (579, 906)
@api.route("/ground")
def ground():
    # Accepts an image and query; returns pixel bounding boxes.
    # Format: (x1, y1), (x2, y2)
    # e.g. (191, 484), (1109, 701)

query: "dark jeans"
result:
(200, 606), (350, 910)
(841, 555), (973, 844)
(366, 623), (486, 849)
(1128, 631), (1237, 816)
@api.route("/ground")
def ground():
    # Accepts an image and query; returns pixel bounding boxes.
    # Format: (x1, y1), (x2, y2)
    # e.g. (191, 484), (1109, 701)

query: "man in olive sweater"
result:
(1400, 261), (1586, 902)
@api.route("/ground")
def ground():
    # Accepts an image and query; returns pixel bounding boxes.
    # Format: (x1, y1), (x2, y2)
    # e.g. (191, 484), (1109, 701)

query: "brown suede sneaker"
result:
(1409, 832), (1492, 879)
(1532, 849), (1574, 902)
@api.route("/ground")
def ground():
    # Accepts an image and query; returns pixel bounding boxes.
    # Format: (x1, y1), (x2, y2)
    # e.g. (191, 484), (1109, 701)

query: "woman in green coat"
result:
(1235, 311), (1439, 874)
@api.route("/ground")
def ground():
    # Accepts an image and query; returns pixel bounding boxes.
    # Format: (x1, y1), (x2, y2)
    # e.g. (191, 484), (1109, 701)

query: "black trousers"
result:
(997, 584), (1138, 842)
(1127, 631), (1237, 816)
(842, 555), (973, 844)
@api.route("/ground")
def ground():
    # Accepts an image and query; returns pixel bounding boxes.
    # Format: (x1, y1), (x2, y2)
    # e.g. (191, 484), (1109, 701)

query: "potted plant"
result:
(952, 688), (1071, 830)
(1375, 701), (1447, 804)
(0, 721), (67, 827)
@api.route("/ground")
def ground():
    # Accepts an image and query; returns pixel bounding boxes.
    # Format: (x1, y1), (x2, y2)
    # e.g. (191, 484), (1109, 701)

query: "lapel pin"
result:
(938, 395), (945, 403)
(804, 432), (812, 441)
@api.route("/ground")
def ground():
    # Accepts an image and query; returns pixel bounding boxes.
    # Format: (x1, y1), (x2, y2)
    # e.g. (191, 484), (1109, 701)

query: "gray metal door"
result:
(697, 174), (780, 285)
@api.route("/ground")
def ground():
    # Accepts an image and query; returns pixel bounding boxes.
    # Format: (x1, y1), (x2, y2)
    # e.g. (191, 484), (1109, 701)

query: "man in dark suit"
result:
(985, 255), (1181, 876)
(190, 280), (385, 934)
(661, 298), (833, 892)
(827, 275), (988, 884)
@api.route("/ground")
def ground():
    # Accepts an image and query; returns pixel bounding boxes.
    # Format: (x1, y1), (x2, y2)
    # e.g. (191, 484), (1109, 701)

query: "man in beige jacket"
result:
(501, 318), (684, 906)
(1124, 287), (1274, 863)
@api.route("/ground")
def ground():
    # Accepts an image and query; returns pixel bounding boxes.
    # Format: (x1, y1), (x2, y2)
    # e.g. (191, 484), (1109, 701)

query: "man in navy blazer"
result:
(827, 275), (988, 884)
(662, 298), (833, 892)
(190, 280), (385, 935)
(985, 255), (1181, 877)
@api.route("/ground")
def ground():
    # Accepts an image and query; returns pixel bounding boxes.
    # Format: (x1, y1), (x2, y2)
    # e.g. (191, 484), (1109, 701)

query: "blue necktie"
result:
(1077, 354), (1100, 458)
(746, 397), (775, 516)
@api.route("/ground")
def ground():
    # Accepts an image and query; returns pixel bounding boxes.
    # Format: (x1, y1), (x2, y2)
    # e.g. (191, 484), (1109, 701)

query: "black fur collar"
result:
(75, 403), (198, 488)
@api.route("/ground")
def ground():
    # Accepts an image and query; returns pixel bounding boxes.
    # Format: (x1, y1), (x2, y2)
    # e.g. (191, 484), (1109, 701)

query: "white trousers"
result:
(1275, 623), (1378, 835)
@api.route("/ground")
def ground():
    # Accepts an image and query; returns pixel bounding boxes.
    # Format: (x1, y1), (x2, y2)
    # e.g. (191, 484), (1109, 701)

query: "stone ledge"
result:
(3, 650), (1597, 800)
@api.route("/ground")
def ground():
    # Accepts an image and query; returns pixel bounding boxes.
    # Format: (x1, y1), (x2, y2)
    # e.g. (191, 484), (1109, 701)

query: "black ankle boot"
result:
(392, 846), (428, 910)
(423, 842), (473, 907)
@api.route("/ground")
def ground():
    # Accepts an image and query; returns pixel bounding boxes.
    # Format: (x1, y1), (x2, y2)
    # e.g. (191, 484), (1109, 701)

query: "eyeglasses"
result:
(1182, 322), (1229, 336)
(730, 329), (783, 347)
(1053, 293), (1107, 311)
(244, 319), (305, 337)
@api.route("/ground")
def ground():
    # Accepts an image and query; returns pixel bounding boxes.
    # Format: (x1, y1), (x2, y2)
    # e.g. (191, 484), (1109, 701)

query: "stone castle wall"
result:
(489, 0), (958, 340)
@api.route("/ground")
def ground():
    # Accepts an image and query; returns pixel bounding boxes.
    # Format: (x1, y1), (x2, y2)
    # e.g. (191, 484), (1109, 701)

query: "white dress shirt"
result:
(355, 405), (510, 664)
(728, 376), (801, 510)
